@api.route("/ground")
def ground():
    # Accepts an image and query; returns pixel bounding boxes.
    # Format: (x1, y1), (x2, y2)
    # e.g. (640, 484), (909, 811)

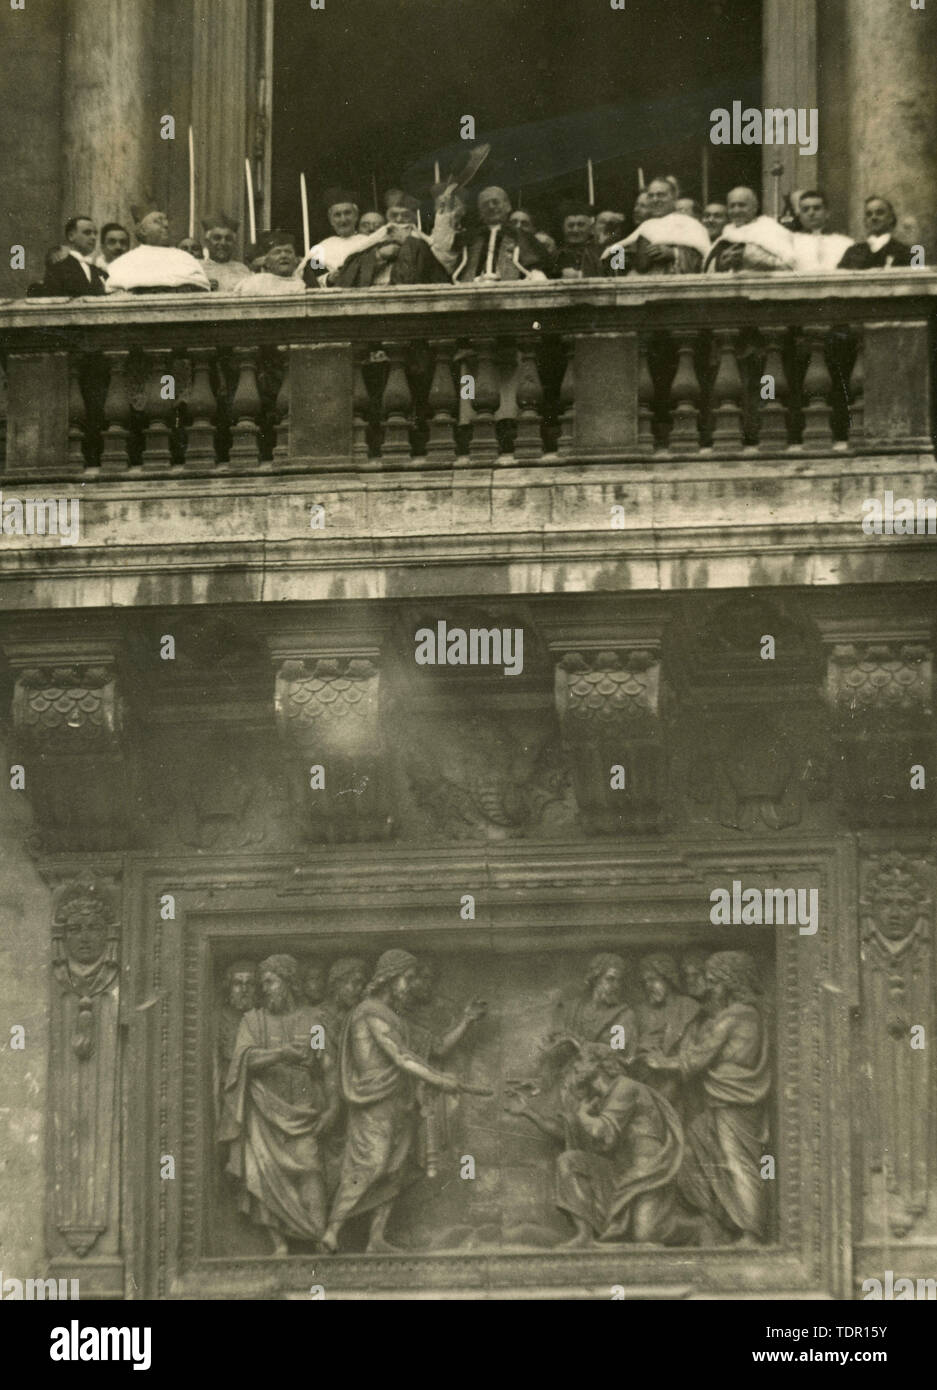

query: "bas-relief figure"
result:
(50, 879), (122, 1258)
(214, 944), (773, 1254)
(219, 954), (339, 1254)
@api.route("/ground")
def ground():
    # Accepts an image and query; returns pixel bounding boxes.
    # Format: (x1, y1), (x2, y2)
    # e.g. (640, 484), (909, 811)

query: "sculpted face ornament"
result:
(227, 967), (257, 1013)
(641, 968), (669, 1006)
(593, 965), (623, 1006)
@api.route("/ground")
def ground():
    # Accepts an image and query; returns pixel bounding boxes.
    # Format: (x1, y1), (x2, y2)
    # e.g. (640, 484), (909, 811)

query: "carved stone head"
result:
(302, 962), (327, 1005)
(329, 957), (368, 1010)
(225, 960), (258, 1013)
(864, 857), (928, 942)
(639, 953), (679, 1005)
(53, 882), (118, 969)
(585, 953), (626, 1005)
(258, 955), (300, 1015)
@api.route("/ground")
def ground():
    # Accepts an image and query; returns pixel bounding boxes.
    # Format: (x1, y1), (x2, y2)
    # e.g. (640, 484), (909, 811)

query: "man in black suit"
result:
(838, 196), (914, 269)
(39, 216), (108, 295)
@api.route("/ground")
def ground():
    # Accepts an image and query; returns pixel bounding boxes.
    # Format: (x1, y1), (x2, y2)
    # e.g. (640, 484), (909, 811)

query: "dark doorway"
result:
(272, 0), (761, 241)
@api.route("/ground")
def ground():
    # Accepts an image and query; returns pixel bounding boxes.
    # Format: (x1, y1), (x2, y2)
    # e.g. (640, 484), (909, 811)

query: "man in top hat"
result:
(298, 187), (390, 288)
(105, 206), (211, 293)
(320, 949), (460, 1253)
(554, 200), (603, 278)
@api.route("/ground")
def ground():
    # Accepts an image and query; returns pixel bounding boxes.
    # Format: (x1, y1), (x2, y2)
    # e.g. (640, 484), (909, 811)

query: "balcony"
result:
(0, 273), (935, 610)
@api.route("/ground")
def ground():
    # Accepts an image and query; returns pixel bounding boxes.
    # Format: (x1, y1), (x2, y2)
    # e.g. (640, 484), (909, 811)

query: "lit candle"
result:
(187, 125), (195, 240)
(587, 158), (595, 206)
(245, 157), (256, 245)
(300, 172), (310, 256)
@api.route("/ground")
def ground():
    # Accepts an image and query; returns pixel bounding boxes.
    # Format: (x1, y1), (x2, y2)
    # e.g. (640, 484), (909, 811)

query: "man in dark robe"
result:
(839, 196), (914, 269)
(450, 185), (551, 284)
(330, 197), (450, 288)
(507, 1047), (684, 1246)
(554, 201), (603, 278)
(220, 954), (338, 1253)
(646, 950), (770, 1244)
(320, 950), (460, 1253)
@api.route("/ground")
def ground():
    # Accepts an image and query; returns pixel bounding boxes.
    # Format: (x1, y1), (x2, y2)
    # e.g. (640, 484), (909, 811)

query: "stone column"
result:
(61, 0), (156, 229)
(191, 0), (255, 237)
(842, 0), (937, 254)
(761, 0), (818, 214)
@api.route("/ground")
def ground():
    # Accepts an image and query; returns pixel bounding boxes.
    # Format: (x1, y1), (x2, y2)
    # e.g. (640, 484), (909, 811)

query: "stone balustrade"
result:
(0, 272), (934, 480)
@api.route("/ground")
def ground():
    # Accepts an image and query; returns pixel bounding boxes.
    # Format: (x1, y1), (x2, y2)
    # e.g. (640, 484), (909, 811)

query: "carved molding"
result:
(48, 874), (122, 1259)
(826, 641), (933, 715)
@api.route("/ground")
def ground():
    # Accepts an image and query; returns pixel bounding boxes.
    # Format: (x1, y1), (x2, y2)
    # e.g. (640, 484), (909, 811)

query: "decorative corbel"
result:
(271, 638), (392, 843)
(553, 643), (666, 834)
(822, 629), (934, 828)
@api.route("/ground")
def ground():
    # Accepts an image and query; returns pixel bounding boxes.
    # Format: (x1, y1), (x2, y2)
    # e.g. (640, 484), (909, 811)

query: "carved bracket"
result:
(6, 642), (136, 851)
(823, 635), (935, 828)
(553, 645), (665, 834)
(273, 651), (392, 842)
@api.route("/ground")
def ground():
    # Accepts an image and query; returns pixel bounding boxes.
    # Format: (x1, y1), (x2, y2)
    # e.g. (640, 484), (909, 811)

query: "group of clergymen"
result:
(24, 172), (916, 300)
(214, 943), (768, 1254)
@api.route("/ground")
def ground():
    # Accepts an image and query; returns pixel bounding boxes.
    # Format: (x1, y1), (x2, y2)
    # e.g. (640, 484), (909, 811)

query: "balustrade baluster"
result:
(800, 324), (835, 450)
(272, 347), (291, 466)
(67, 358), (87, 471)
(141, 348), (174, 471)
(637, 336), (655, 453)
(557, 336), (575, 457)
(668, 329), (701, 452)
(381, 343), (413, 463)
(710, 329), (744, 451)
(514, 338), (544, 462)
(184, 348), (218, 469)
(351, 347), (371, 465)
(758, 327), (790, 453)
(466, 337), (499, 461)
(99, 350), (131, 475)
(425, 338), (457, 466)
(228, 347), (262, 468)
(848, 330), (865, 447)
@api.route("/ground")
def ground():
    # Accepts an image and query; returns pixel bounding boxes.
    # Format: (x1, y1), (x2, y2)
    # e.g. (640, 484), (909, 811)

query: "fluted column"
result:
(191, 0), (254, 235)
(62, 0), (156, 229)
(842, 0), (937, 253)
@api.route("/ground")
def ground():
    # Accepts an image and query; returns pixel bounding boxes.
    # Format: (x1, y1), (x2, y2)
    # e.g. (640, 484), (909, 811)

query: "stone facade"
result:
(0, 0), (936, 1301)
